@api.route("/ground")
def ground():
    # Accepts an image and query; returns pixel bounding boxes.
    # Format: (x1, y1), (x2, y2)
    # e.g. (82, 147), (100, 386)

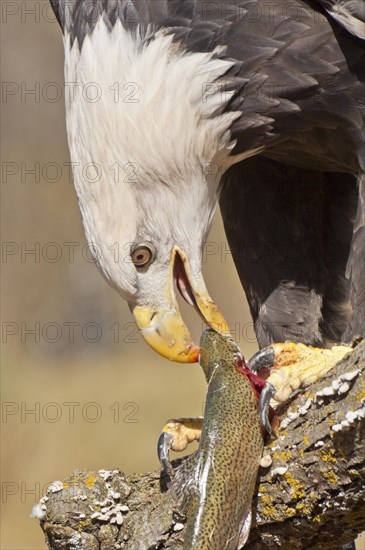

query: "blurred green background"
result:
(1, 2), (363, 549)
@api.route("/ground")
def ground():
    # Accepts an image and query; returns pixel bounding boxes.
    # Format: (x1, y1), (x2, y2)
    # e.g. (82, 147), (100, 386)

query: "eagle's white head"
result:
(64, 19), (254, 361)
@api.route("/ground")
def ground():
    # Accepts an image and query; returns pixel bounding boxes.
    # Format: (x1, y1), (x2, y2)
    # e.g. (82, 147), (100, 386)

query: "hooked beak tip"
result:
(131, 305), (200, 363)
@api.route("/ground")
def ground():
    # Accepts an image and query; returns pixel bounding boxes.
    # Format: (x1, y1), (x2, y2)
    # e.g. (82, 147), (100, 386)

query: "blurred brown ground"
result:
(1, 2), (364, 549)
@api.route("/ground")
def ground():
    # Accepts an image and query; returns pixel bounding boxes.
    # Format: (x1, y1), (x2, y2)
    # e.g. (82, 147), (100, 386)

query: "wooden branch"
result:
(34, 340), (365, 549)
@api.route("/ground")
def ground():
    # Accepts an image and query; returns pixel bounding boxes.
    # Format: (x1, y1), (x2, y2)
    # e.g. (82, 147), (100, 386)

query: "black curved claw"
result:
(248, 347), (275, 373)
(258, 382), (276, 434)
(157, 431), (175, 477)
(349, 335), (363, 348)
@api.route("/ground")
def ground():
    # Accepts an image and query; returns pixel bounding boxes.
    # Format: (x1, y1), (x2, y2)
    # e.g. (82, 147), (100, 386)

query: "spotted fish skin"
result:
(174, 329), (264, 550)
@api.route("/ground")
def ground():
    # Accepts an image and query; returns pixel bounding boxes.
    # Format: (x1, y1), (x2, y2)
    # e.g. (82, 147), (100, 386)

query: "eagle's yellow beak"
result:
(131, 247), (230, 363)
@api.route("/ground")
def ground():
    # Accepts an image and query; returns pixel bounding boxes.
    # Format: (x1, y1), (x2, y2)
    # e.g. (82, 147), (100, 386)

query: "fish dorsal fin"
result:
(169, 452), (199, 515)
(238, 508), (252, 549)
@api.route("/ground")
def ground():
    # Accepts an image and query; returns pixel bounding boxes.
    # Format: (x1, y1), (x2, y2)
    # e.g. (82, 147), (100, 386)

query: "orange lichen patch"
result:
(260, 506), (277, 520)
(85, 475), (97, 488)
(320, 466), (339, 485)
(78, 518), (91, 531)
(284, 472), (306, 500)
(303, 435), (309, 446)
(273, 449), (293, 462)
(296, 501), (313, 515)
(261, 503), (296, 521)
(320, 449), (338, 464)
(280, 450), (293, 461)
(261, 494), (274, 506)
(63, 482), (69, 488)
(323, 470), (339, 484)
(356, 389), (365, 402)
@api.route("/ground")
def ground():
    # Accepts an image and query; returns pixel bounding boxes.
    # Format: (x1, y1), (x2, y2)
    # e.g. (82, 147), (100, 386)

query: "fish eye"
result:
(131, 243), (154, 267)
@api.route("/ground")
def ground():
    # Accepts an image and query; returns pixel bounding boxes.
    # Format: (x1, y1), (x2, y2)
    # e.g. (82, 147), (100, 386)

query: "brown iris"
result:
(131, 243), (154, 267)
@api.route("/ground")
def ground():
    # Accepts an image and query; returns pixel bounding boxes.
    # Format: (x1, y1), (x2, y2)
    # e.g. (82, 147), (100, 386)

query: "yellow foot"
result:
(249, 341), (352, 404)
(158, 417), (202, 475)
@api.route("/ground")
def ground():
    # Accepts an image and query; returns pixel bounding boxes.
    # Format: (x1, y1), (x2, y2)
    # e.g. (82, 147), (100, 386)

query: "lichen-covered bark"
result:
(36, 340), (365, 550)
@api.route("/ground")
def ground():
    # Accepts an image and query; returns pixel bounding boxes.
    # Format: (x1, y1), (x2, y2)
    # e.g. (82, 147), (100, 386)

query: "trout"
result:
(168, 329), (266, 549)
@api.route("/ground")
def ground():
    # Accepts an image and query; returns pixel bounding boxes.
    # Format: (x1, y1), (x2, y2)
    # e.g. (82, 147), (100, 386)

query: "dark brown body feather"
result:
(220, 158), (362, 348)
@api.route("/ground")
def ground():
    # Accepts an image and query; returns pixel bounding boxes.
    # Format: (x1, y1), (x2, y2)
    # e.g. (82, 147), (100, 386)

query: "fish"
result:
(167, 329), (266, 549)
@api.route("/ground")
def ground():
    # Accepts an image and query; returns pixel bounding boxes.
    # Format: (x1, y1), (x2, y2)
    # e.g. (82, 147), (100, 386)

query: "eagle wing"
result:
(317, 0), (365, 39)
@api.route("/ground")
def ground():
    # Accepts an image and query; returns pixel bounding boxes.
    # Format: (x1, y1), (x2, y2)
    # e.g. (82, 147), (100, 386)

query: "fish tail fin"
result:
(169, 453), (199, 515)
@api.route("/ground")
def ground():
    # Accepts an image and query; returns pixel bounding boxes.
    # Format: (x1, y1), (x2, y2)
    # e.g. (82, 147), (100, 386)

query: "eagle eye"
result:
(131, 243), (154, 267)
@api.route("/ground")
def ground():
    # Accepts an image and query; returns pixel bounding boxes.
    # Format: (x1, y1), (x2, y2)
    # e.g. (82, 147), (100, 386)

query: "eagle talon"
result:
(248, 347), (275, 373)
(258, 382), (276, 434)
(157, 417), (203, 476)
(350, 335), (363, 349)
(157, 431), (175, 476)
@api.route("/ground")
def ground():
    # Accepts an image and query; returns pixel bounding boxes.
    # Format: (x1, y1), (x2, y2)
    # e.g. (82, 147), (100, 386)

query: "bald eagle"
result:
(49, 0), (364, 364)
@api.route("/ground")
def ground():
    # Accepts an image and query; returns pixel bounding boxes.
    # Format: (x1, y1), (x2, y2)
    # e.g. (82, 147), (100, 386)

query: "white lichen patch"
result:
(340, 370), (360, 382)
(332, 402), (365, 432)
(174, 522), (185, 531)
(91, 473), (130, 526)
(120, 505), (129, 512)
(69, 532), (82, 549)
(314, 440), (325, 448)
(315, 370), (361, 404)
(114, 512), (124, 525)
(71, 493), (89, 502)
(280, 410), (299, 429)
(260, 455), (273, 468)
(93, 513), (110, 522)
(98, 469), (113, 481)
(91, 501), (129, 525)
(47, 480), (64, 493)
(298, 397), (313, 416)
(32, 470), (130, 529)
(338, 382), (351, 394)
(271, 466), (288, 477)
